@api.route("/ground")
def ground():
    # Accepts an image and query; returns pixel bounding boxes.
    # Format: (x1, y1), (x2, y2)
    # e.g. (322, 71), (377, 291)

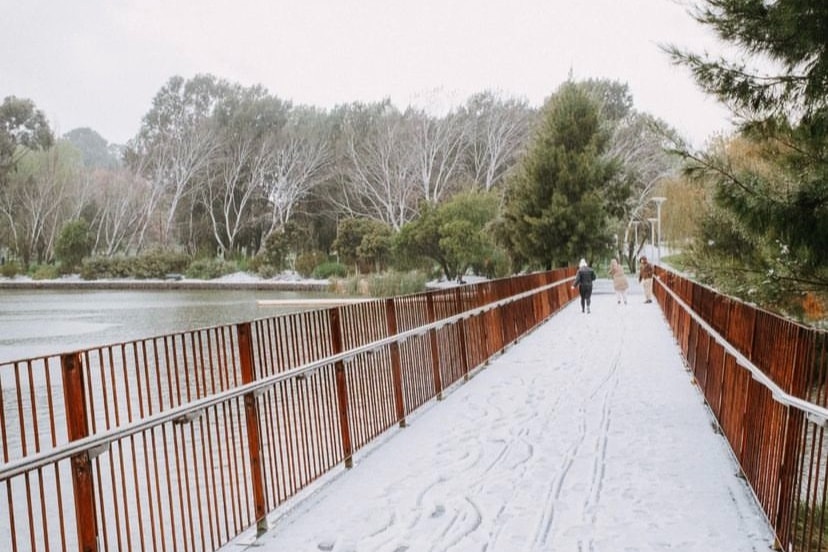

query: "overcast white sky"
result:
(1, 0), (734, 147)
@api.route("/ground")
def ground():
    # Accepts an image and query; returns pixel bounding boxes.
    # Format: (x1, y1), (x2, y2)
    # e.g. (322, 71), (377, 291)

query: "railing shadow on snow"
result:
(0, 268), (577, 552)
(654, 265), (828, 552)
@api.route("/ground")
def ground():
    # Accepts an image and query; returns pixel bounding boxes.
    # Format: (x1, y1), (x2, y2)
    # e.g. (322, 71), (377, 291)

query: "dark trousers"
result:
(579, 286), (592, 311)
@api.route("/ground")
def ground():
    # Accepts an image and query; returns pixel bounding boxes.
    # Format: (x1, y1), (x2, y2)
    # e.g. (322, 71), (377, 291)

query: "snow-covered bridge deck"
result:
(225, 279), (774, 552)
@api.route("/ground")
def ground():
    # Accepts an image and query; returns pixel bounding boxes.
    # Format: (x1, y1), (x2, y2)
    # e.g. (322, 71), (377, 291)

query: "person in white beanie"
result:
(572, 258), (596, 313)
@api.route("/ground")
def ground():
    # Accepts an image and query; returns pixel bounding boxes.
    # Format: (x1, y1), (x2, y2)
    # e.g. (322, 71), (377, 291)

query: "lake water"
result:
(0, 287), (342, 550)
(0, 288), (325, 364)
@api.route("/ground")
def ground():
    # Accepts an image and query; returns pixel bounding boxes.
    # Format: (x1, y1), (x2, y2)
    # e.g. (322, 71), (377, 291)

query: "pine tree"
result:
(667, 0), (828, 294)
(499, 82), (619, 269)
(666, 0), (828, 122)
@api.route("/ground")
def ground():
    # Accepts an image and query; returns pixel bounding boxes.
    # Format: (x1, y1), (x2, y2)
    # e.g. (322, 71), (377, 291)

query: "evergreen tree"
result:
(667, 0), (828, 305)
(499, 82), (619, 269)
(395, 191), (501, 281)
(55, 219), (92, 273)
(666, 0), (828, 122)
(64, 127), (120, 169)
(333, 217), (392, 272)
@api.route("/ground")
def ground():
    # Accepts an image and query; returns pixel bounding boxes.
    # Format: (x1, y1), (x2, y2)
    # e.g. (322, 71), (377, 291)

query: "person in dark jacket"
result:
(572, 258), (597, 313)
(639, 256), (654, 303)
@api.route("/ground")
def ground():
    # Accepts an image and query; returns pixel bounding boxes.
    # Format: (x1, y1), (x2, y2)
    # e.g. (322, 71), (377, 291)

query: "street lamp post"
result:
(628, 220), (641, 266)
(647, 218), (658, 262)
(651, 196), (667, 262)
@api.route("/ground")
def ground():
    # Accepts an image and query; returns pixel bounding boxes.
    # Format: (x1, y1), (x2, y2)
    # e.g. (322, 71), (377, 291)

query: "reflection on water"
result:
(0, 288), (324, 364)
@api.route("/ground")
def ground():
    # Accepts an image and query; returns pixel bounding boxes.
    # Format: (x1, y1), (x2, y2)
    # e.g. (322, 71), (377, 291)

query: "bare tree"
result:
(86, 168), (149, 256)
(260, 127), (331, 243)
(127, 75), (226, 249)
(605, 112), (682, 265)
(460, 91), (532, 191)
(202, 133), (266, 256)
(407, 107), (467, 203)
(0, 144), (77, 265)
(136, 122), (217, 248)
(0, 180), (20, 260)
(335, 105), (420, 230)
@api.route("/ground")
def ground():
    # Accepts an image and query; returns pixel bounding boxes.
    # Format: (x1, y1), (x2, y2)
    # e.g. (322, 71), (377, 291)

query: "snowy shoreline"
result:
(0, 272), (331, 292)
(0, 271), (486, 293)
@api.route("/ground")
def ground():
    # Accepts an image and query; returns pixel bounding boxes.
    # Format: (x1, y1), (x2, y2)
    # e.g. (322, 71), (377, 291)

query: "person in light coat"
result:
(572, 258), (596, 313)
(639, 256), (654, 303)
(608, 258), (629, 305)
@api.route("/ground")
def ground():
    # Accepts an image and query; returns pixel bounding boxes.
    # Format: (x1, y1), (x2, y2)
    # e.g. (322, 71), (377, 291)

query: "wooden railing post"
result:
(61, 352), (98, 552)
(493, 285), (506, 353)
(454, 288), (470, 381)
(774, 329), (804, 552)
(385, 299), (407, 427)
(542, 274), (553, 319)
(740, 308), (758, 462)
(426, 294), (444, 400)
(329, 308), (354, 468)
(237, 322), (268, 535)
(480, 285), (493, 361)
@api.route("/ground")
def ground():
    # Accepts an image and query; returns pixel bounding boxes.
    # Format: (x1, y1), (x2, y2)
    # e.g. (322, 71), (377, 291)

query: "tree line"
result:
(0, 76), (678, 281)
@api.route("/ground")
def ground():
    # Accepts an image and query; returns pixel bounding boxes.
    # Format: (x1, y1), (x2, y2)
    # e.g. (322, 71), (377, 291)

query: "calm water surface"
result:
(0, 288), (324, 364)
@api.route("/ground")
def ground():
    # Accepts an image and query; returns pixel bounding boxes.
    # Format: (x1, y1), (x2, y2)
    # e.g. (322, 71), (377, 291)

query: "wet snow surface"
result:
(227, 280), (775, 552)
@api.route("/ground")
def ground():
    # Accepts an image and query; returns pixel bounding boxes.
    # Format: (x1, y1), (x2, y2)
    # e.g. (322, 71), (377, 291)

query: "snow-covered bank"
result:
(0, 271), (490, 293)
(0, 271), (331, 292)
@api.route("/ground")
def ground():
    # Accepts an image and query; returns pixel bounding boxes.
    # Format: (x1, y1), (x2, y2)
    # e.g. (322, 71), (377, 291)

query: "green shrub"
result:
(295, 251), (328, 277)
(132, 250), (190, 279)
(334, 218), (393, 272)
(31, 264), (60, 280)
(471, 248), (511, 279)
(80, 256), (131, 279)
(259, 223), (306, 271)
(234, 256), (251, 273)
(247, 255), (274, 278)
(79, 251), (190, 280)
(312, 261), (347, 279)
(80, 257), (107, 280)
(0, 261), (21, 278)
(185, 258), (237, 280)
(55, 219), (92, 273)
(366, 270), (428, 297)
(339, 270), (428, 297)
(255, 263), (279, 279)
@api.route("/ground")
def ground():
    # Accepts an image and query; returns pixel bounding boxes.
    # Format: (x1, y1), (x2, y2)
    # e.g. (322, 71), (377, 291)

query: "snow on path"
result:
(227, 280), (775, 552)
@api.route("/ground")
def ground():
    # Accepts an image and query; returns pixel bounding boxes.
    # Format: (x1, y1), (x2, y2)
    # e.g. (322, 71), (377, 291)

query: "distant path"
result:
(225, 279), (774, 552)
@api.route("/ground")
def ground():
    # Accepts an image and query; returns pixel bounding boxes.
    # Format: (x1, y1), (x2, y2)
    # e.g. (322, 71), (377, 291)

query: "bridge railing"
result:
(654, 265), (828, 552)
(0, 269), (576, 552)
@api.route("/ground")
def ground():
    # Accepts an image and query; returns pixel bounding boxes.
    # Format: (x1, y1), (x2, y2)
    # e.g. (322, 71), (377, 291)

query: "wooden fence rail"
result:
(655, 265), (828, 552)
(0, 269), (576, 552)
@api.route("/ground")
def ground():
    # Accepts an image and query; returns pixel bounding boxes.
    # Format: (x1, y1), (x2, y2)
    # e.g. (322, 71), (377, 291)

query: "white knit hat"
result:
(579, 259), (587, 267)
